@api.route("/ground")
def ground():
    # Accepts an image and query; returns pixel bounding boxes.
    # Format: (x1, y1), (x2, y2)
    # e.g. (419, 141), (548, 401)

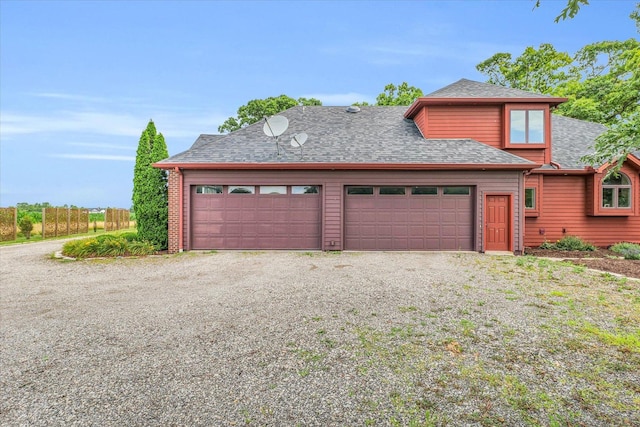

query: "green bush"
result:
(62, 234), (156, 259)
(539, 235), (595, 251)
(610, 242), (640, 260)
(18, 215), (34, 239)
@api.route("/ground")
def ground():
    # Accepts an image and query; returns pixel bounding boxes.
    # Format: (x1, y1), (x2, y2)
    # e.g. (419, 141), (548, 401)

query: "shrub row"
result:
(62, 233), (156, 259)
(610, 242), (640, 260)
(540, 235), (596, 251)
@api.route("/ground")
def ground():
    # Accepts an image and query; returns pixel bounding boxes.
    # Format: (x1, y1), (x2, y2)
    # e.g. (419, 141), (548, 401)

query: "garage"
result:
(344, 186), (474, 250)
(190, 185), (321, 250)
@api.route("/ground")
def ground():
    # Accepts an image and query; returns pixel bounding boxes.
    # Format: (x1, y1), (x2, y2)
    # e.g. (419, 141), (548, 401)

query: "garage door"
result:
(191, 185), (321, 250)
(345, 186), (473, 250)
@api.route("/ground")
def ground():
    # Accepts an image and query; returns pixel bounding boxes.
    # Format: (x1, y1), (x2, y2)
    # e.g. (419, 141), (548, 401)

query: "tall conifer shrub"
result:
(132, 120), (169, 249)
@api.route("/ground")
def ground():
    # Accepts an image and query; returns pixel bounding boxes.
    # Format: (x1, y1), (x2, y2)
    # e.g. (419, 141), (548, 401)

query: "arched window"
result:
(602, 173), (631, 208)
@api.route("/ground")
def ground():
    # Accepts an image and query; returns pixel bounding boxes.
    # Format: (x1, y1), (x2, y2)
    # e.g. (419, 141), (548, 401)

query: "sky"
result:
(1, 0), (637, 209)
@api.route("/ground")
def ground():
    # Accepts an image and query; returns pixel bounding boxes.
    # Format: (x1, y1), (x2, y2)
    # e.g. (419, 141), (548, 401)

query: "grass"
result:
(1, 223), (136, 246)
(246, 253), (639, 426)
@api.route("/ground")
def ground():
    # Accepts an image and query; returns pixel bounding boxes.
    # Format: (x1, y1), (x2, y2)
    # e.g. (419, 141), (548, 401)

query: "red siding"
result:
(174, 169), (525, 253)
(524, 174), (640, 247)
(505, 149), (546, 165)
(421, 105), (503, 148)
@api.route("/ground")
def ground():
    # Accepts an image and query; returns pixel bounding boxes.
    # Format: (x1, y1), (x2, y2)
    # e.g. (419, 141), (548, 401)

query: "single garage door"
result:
(345, 186), (474, 250)
(191, 185), (321, 250)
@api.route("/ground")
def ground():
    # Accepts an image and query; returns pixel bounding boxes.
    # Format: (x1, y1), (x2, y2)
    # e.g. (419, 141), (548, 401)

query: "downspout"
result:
(174, 167), (184, 252)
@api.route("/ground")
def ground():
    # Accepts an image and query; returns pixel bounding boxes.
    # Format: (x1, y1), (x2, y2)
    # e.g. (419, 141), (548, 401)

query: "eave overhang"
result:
(154, 162), (540, 171)
(404, 96), (568, 119)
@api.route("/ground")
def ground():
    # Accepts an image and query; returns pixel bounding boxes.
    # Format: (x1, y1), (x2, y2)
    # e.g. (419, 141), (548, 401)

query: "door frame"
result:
(484, 193), (513, 252)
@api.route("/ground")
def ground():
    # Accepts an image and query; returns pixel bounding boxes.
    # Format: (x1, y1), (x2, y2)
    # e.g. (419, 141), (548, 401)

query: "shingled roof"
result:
(425, 78), (558, 99)
(550, 115), (607, 169)
(158, 105), (536, 168)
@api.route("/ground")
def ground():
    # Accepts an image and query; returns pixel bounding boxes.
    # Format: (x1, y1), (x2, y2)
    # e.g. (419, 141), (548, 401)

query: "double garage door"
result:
(191, 185), (321, 250)
(190, 184), (474, 251)
(344, 186), (474, 251)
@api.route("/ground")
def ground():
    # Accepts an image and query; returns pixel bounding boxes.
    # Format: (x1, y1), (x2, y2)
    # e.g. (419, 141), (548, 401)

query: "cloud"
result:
(50, 154), (135, 162)
(0, 110), (227, 140)
(67, 142), (136, 151)
(302, 92), (374, 106)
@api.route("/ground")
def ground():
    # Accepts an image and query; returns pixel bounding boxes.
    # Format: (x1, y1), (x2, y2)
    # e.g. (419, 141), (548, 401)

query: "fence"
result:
(104, 208), (130, 231)
(42, 208), (89, 239)
(0, 208), (17, 241)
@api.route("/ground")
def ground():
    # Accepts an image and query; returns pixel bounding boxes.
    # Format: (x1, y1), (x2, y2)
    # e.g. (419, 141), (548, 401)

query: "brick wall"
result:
(167, 169), (181, 253)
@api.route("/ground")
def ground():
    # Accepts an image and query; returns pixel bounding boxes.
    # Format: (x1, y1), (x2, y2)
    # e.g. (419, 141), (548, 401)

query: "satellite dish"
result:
(263, 115), (289, 137)
(290, 132), (308, 147)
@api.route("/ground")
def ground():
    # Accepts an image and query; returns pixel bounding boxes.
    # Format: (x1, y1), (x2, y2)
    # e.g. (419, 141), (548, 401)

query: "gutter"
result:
(153, 162), (540, 171)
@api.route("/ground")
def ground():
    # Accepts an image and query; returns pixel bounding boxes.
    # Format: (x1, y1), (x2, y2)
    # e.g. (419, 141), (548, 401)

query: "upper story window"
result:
(510, 110), (545, 144)
(602, 173), (631, 208)
(504, 104), (550, 149)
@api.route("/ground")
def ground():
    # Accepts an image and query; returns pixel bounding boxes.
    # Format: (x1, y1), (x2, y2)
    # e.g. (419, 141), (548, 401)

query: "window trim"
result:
(601, 173), (632, 209)
(524, 175), (542, 217)
(590, 170), (636, 216)
(504, 104), (550, 149)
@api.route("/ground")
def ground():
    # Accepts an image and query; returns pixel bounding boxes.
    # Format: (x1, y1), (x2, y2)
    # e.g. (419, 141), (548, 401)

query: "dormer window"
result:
(510, 110), (544, 143)
(504, 104), (550, 149)
(602, 173), (631, 209)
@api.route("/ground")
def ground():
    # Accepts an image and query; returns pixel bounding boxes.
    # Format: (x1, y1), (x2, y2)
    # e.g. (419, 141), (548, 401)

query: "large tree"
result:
(476, 7), (640, 171)
(218, 95), (321, 133)
(375, 82), (424, 106)
(132, 120), (169, 249)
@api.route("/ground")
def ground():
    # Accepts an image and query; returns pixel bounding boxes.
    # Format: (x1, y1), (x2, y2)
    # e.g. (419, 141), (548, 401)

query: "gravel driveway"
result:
(1, 241), (638, 426)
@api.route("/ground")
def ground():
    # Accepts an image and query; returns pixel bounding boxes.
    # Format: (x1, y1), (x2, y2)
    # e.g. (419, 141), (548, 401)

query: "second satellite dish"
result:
(290, 132), (308, 147)
(263, 115), (289, 137)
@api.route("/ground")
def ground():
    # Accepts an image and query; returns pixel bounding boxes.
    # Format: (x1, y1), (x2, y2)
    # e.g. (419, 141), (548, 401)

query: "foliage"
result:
(476, 7), (640, 172)
(132, 120), (169, 250)
(610, 242), (640, 260)
(18, 215), (34, 239)
(17, 210), (42, 223)
(375, 82), (423, 106)
(539, 235), (596, 251)
(533, 0), (590, 23)
(353, 82), (423, 107)
(218, 95), (322, 133)
(62, 233), (156, 259)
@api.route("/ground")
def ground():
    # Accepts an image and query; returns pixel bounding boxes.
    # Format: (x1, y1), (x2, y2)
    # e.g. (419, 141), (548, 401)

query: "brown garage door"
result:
(345, 186), (474, 250)
(191, 185), (321, 250)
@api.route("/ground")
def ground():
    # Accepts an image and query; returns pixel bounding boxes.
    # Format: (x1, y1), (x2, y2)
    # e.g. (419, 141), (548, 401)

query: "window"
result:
(228, 186), (255, 194)
(259, 185), (286, 195)
(292, 186), (319, 194)
(379, 186), (405, 195)
(347, 187), (373, 195)
(525, 188), (536, 209)
(504, 104), (549, 148)
(443, 187), (470, 195)
(602, 173), (631, 208)
(411, 186), (438, 195)
(195, 185), (222, 194)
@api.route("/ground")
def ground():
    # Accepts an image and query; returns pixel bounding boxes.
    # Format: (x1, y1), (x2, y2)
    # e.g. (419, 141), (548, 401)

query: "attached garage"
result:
(190, 185), (321, 250)
(344, 186), (474, 250)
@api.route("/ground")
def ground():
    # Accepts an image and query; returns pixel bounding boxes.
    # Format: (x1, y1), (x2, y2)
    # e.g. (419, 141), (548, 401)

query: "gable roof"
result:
(157, 105), (537, 170)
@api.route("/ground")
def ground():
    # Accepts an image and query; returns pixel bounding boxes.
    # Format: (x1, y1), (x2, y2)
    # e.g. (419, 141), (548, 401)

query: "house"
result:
(155, 79), (640, 254)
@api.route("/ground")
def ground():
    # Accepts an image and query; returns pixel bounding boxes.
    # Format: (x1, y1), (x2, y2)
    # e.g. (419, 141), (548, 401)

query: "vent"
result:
(346, 106), (361, 113)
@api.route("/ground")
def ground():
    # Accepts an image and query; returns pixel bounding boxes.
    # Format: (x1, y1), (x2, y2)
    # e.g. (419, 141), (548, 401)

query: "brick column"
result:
(167, 169), (181, 253)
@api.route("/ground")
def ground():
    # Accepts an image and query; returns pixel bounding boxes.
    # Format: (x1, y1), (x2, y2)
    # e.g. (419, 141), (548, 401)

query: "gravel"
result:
(1, 241), (638, 426)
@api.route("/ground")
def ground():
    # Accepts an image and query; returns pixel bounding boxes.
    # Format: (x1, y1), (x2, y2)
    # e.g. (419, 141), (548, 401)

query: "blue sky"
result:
(1, 0), (637, 209)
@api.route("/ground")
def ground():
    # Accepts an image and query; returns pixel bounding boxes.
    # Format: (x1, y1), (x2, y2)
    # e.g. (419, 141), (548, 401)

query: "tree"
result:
(353, 82), (423, 106)
(375, 82), (424, 106)
(476, 7), (640, 172)
(218, 95), (321, 133)
(533, 0), (590, 22)
(132, 120), (169, 249)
